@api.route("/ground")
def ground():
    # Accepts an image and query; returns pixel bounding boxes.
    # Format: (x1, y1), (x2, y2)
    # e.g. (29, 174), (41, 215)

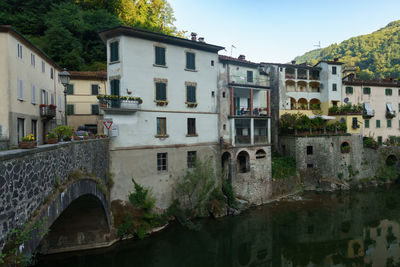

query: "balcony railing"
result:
(229, 76), (269, 87)
(40, 105), (56, 119)
(235, 135), (251, 145)
(234, 106), (269, 116)
(98, 95), (142, 111)
(254, 135), (268, 144)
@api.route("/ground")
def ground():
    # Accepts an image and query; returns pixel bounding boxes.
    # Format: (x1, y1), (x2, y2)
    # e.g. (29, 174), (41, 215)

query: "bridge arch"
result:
(23, 179), (110, 255)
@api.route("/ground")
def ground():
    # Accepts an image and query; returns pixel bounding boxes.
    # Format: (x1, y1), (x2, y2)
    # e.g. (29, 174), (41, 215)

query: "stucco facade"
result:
(0, 26), (65, 148)
(342, 76), (400, 141)
(99, 27), (224, 209)
(67, 71), (107, 133)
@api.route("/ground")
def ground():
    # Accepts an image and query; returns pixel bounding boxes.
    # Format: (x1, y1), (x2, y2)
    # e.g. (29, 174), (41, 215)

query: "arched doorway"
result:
(290, 97), (296, 110)
(298, 98), (308, 110)
(237, 151), (250, 173)
(310, 98), (321, 110)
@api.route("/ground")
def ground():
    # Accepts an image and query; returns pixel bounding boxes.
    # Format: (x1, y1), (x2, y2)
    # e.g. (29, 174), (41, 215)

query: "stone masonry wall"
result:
(0, 139), (109, 247)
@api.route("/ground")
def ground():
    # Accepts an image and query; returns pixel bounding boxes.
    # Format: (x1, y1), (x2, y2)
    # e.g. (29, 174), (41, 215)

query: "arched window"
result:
(256, 149), (266, 159)
(340, 142), (350, 153)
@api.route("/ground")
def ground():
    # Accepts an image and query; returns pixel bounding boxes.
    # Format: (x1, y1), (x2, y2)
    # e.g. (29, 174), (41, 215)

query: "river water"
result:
(34, 186), (400, 267)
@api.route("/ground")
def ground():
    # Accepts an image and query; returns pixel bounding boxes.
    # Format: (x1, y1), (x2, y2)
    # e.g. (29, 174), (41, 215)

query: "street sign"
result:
(103, 120), (113, 130)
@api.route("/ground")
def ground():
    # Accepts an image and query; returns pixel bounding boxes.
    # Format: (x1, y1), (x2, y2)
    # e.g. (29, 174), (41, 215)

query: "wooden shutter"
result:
(156, 83), (166, 100)
(187, 86), (196, 102)
(110, 42), (119, 62)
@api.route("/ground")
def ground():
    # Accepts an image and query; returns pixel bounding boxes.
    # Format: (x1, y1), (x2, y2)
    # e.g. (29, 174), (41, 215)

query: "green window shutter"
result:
(91, 104), (99, 115)
(365, 119), (369, 128)
(110, 41), (119, 62)
(247, 71), (253, 82)
(155, 46), (166, 66)
(363, 87), (370, 95)
(388, 119), (392, 128)
(376, 120), (380, 128)
(186, 86), (196, 103)
(67, 84), (74, 95)
(111, 80), (120, 96)
(67, 104), (74, 115)
(156, 83), (166, 101)
(346, 87), (353, 94)
(186, 52), (195, 70)
(332, 83), (337, 91)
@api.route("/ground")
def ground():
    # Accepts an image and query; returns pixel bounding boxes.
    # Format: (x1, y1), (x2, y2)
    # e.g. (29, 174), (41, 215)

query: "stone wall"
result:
(279, 135), (380, 183)
(0, 139), (109, 248)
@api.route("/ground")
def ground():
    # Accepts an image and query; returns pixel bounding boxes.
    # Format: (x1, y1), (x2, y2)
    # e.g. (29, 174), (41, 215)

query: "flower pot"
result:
(19, 141), (37, 149)
(83, 136), (89, 140)
(47, 138), (58, 144)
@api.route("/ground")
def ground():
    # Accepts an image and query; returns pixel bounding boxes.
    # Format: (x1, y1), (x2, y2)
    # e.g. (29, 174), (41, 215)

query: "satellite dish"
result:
(340, 118), (345, 123)
(344, 97), (349, 103)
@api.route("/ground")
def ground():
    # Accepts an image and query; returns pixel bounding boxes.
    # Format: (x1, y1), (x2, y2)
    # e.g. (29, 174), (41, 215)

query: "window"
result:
(186, 85), (196, 103)
(157, 153), (168, 171)
(345, 87), (353, 94)
(307, 163), (314, 168)
(352, 117), (358, 128)
(211, 91), (215, 97)
(211, 60), (214, 66)
(365, 119), (369, 128)
(17, 118), (24, 142)
(91, 84), (99, 95)
(90, 104), (99, 115)
(110, 41), (119, 62)
(67, 84), (74, 95)
(31, 85), (36, 104)
(187, 151), (197, 168)
(222, 92), (226, 98)
(58, 95), (62, 111)
(31, 120), (37, 141)
(332, 83), (337, 91)
(67, 104), (74, 115)
(388, 119), (392, 128)
(186, 52), (195, 70)
(17, 43), (22, 59)
(363, 87), (371, 95)
(51, 93), (55, 105)
(376, 120), (380, 128)
(398, 89), (400, 96)
(247, 71), (253, 82)
(187, 118), (196, 136)
(156, 117), (167, 135)
(306, 146), (313, 155)
(18, 79), (23, 100)
(385, 88), (392, 96)
(40, 89), (48, 105)
(155, 46), (166, 66)
(155, 82), (167, 101)
(50, 68), (54, 79)
(31, 53), (35, 66)
(41, 61), (45, 73)
(332, 66), (337, 75)
(332, 101), (339, 107)
(378, 136), (383, 144)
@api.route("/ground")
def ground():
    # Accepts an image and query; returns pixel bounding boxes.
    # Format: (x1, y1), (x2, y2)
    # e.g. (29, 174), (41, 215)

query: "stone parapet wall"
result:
(0, 139), (109, 248)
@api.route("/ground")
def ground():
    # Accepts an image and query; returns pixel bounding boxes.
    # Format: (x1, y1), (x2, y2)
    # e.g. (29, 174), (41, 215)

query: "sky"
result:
(168, 0), (400, 63)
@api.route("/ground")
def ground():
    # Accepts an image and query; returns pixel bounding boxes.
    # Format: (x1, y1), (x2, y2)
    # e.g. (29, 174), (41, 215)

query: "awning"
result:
(309, 115), (336, 120)
(387, 103), (395, 115)
(364, 102), (374, 116)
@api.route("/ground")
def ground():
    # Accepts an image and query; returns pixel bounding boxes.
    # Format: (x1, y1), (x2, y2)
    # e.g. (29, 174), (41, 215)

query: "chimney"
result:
(198, 37), (205, 43)
(238, 55), (246, 60)
(291, 60), (296, 64)
(334, 57), (339, 62)
(191, 32), (197, 41)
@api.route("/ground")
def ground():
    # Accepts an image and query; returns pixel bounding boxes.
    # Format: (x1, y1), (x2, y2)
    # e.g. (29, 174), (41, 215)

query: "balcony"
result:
(232, 117), (270, 147)
(386, 103), (396, 118)
(40, 105), (56, 120)
(229, 76), (269, 88)
(234, 106), (268, 116)
(98, 95), (142, 113)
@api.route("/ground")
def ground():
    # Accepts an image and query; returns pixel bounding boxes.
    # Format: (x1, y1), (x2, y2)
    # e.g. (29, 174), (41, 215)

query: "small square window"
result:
(332, 83), (337, 91)
(211, 60), (214, 66)
(67, 84), (74, 95)
(307, 163), (314, 168)
(67, 104), (74, 115)
(91, 104), (99, 115)
(157, 153), (168, 171)
(187, 151), (197, 168)
(222, 92), (226, 98)
(363, 87), (371, 95)
(385, 88), (392, 96)
(211, 91), (215, 97)
(306, 146), (313, 155)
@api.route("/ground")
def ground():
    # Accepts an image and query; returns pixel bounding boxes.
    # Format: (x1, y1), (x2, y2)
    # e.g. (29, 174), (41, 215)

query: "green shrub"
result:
(222, 181), (236, 208)
(129, 179), (156, 212)
(272, 153), (296, 179)
(54, 125), (73, 140)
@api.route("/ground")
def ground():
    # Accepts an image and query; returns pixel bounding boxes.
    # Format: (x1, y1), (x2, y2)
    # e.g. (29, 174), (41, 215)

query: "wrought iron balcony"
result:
(40, 105), (56, 119)
(98, 95), (142, 113)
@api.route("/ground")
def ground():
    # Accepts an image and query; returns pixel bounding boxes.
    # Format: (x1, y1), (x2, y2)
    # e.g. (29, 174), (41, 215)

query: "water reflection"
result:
(34, 186), (400, 267)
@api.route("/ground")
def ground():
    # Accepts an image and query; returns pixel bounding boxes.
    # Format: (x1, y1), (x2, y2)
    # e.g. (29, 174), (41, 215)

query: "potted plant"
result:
(326, 123), (336, 134)
(55, 125), (73, 141)
(186, 102), (198, 108)
(72, 133), (80, 141)
(83, 132), (89, 140)
(46, 131), (58, 144)
(19, 134), (36, 149)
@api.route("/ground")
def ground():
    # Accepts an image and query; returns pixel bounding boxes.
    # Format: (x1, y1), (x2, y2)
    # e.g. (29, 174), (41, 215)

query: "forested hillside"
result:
(294, 20), (400, 80)
(0, 0), (181, 71)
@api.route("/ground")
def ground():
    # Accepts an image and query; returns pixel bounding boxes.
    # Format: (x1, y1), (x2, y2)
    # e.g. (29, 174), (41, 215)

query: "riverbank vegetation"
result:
(272, 153), (296, 179)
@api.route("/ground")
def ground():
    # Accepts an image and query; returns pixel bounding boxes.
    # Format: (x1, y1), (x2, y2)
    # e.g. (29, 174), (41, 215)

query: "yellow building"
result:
(67, 71), (107, 134)
(0, 25), (65, 148)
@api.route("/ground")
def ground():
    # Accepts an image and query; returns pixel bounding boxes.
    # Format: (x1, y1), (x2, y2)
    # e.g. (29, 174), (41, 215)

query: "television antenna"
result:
(314, 41), (321, 48)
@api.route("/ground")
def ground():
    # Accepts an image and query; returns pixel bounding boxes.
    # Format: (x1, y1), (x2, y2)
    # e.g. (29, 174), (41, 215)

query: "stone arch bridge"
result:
(0, 139), (111, 255)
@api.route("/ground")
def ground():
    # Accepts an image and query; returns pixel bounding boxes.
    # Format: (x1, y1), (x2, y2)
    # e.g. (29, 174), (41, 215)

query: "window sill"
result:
(17, 99), (24, 102)
(186, 134), (198, 137)
(109, 61), (120, 65)
(153, 64), (168, 68)
(186, 102), (198, 108)
(155, 134), (169, 138)
(155, 100), (169, 106)
(184, 68), (197, 72)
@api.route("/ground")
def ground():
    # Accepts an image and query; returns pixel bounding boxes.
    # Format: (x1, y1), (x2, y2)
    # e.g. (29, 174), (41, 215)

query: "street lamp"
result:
(59, 68), (70, 126)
